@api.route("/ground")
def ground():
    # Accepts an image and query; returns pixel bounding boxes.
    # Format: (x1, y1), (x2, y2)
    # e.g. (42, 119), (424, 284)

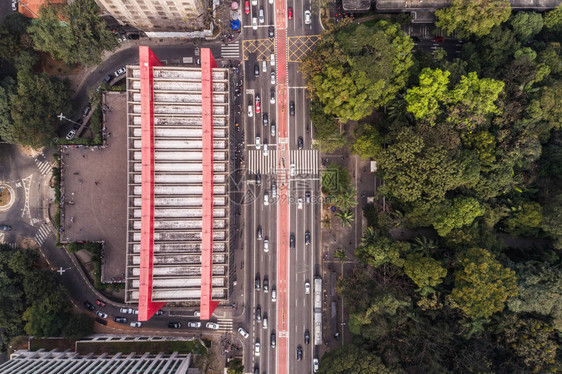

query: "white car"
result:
(264, 239), (269, 252)
(259, 7), (265, 23)
(114, 67), (126, 77)
(252, 17), (258, 30)
(270, 53), (275, 66)
(262, 60), (267, 72)
(119, 308), (134, 314)
(298, 197), (303, 209)
(269, 0), (273, 4)
(305, 281), (311, 295)
(290, 163), (296, 176)
(264, 191), (269, 206)
(271, 289), (277, 302)
(263, 144), (269, 156)
(263, 316), (268, 329)
(256, 136), (261, 150)
(194, 311), (201, 317)
(248, 104), (254, 117)
(238, 327), (249, 339)
(270, 71), (276, 84)
(313, 358), (319, 372)
(66, 129), (76, 140)
(206, 322), (220, 330)
(251, 0), (257, 5)
(304, 10), (312, 25)
(130, 321), (142, 327)
(255, 341), (261, 356)
(12, 0), (17, 11)
(96, 311), (108, 319)
(188, 321), (201, 328)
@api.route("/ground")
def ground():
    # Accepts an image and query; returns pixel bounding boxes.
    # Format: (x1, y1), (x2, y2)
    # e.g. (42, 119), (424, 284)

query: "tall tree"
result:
(403, 253), (447, 295)
(450, 248), (518, 319)
(544, 3), (562, 34)
(27, 0), (118, 66)
(406, 68), (450, 125)
(318, 344), (397, 374)
(542, 194), (562, 249)
(509, 11), (544, 42)
(435, 0), (511, 38)
(432, 196), (486, 237)
(352, 123), (384, 160)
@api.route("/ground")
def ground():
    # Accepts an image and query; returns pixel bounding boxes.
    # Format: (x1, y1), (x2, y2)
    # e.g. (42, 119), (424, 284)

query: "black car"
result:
(114, 316), (128, 323)
(168, 322), (182, 328)
(289, 101), (295, 116)
(271, 332), (276, 348)
(255, 275), (261, 291)
(83, 104), (91, 117)
(297, 136), (303, 150)
(263, 113), (268, 127)
(305, 330), (310, 345)
(263, 277), (269, 293)
(305, 191), (311, 203)
(290, 234), (295, 249)
(296, 345), (303, 361)
(155, 310), (165, 316)
(254, 64), (260, 77)
(83, 301), (95, 311)
(256, 172), (261, 186)
(257, 226), (263, 240)
(95, 317), (108, 325)
(103, 74), (113, 83)
(268, 26), (275, 39)
(256, 306), (261, 323)
(0, 225), (12, 231)
(127, 33), (140, 40)
(254, 366), (259, 374)
(305, 231), (311, 245)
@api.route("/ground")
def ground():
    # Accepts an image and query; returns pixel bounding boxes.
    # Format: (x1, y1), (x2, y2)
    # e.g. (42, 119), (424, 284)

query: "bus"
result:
(313, 277), (322, 345)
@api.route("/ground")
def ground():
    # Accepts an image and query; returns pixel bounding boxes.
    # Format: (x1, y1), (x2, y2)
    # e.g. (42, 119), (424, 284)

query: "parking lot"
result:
(60, 92), (128, 283)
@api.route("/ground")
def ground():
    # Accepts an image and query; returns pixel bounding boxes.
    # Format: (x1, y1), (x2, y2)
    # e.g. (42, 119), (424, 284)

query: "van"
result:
(270, 53), (275, 66)
(262, 60), (267, 72)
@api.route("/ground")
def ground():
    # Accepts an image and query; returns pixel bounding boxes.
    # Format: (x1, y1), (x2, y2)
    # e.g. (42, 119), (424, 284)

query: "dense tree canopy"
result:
(450, 248), (518, 319)
(27, 0), (118, 66)
(509, 12), (544, 42)
(435, 0), (511, 38)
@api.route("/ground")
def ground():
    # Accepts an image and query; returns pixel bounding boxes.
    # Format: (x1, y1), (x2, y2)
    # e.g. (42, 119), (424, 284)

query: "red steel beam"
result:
(200, 48), (219, 320)
(138, 46), (166, 321)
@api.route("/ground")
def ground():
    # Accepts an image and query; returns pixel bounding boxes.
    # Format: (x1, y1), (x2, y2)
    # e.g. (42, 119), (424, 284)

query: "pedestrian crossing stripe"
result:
(220, 41), (241, 58)
(247, 149), (318, 175)
(35, 158), (52, 175)
(34, 223), (52, 246)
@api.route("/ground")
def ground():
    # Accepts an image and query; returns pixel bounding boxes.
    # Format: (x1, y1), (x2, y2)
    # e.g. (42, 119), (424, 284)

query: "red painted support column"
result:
(138, 46), (166, 322)
(200, 48), (219, 320)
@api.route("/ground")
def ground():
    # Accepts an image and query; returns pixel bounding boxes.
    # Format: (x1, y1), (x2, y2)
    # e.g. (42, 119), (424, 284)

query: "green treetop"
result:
(435, 0), (511, 38)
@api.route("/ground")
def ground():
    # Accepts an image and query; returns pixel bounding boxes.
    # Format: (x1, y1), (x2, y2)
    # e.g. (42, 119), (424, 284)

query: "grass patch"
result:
(76, 339), (207, 355)
(29, 338), (74, 352)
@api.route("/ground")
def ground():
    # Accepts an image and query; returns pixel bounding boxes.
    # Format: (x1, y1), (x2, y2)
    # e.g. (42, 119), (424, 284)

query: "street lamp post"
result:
(57, 113), (80, 126)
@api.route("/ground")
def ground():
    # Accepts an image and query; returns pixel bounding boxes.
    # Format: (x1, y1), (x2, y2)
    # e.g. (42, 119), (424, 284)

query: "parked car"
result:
(206, 322), (220, 329)
(304, 10), (311, 24)
(119, 308), (134, 314)
(313, 358), (319, 372)
(0, 225), (12, 231)
(155, 310), (165, 316)
(11, 0), (17, 11)
(83, 301), (95, 311)
(96, 311), (108, 319)
(255, 275), (261, 291)
(96, 299), (106, 307)
(103, 75), (113, 83)
(115, 316), (128, 323)
(83, 104), (91, 117)
(194, 311), (200, 317)
(188, 321), (201, 328)
(114, 67), (126, 77)
(168, 322), (182, 329)
(130, 321), (142, 327)
(95, 317), (107, 325)
(66, 129), (76, 140)
(238, 327), (249, 339)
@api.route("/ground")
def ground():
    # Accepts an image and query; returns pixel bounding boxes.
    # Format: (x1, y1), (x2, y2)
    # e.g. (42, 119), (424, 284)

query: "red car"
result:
(255, 95), (261, 114)
(96, 299), (107, 307)
(244, 0), (250, 14)
(288, 7), (293, 20)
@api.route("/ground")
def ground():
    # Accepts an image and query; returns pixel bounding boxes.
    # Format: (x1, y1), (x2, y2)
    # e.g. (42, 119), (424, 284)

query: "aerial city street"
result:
(1, 0), (562, 373)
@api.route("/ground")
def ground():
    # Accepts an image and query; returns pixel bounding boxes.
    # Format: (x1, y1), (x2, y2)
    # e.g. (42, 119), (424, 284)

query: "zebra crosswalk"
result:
(247, 149), (319, 176)
(220, 41), (240, 59)
(0, 233), (16, 249)
(34, 223), (53, 246)
(35, 156), (52, 175)
(216, 317), (234, 332)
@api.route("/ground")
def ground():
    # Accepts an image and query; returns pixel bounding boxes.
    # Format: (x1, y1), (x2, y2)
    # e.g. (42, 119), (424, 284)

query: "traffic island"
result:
(0, 183), (16, 212)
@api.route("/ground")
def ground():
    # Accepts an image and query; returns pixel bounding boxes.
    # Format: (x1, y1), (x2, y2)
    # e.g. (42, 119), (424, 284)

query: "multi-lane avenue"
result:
(241, 0), (322, 371)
